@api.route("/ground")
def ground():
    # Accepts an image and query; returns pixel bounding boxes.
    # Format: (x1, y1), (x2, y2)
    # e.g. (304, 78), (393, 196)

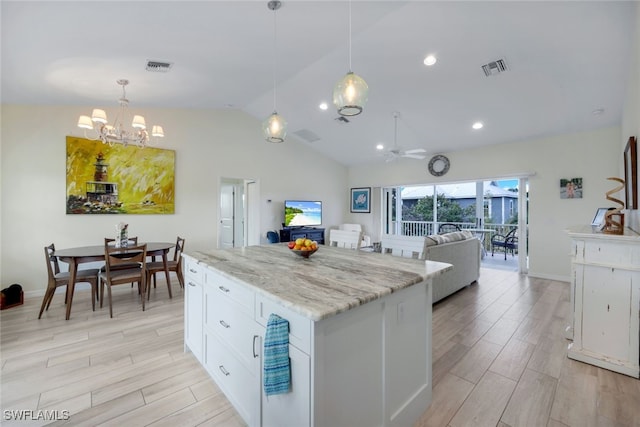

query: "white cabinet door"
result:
(184, 276), (203, 362)
(581, 265), (632, 361)
(204, 331), (260, 426)
(261, 342), (311, 427)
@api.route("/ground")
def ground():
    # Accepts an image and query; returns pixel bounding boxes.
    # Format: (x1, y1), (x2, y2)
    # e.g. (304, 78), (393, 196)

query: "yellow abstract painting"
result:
(66, 136), (175, 214)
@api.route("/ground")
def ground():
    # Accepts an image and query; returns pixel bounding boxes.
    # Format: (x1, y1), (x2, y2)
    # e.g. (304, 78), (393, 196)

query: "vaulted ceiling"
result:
(1, 1), (636, 166)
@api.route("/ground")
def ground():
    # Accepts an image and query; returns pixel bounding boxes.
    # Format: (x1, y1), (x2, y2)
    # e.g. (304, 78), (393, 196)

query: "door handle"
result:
(219, 320), (230, 329)
(219, 365), (230, 376)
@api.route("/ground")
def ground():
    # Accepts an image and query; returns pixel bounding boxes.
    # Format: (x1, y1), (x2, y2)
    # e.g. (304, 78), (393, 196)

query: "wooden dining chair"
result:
(99, 243), (147, 318)
(39, 243), (100, 319)
(102, 237), (140, 289)
(146, 236), (185, 299)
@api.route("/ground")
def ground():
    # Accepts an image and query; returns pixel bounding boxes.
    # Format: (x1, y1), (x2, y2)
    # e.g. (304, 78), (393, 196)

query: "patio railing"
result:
(393, 221), (518, 253)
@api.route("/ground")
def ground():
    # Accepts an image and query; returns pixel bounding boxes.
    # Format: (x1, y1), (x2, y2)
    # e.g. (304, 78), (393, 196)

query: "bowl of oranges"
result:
(287, 238), (319, 258)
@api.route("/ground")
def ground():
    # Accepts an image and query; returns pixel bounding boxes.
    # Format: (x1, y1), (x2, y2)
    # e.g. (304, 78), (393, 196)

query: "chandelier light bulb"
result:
(77, 115), (93, 129)
(91, 109), (108, 124)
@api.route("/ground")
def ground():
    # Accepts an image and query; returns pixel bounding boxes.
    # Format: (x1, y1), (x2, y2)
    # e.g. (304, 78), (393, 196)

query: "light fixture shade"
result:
(91, 109), (108, 124)
(151, 126), (165, 137)
(333, 71), (369, 116)
(262, 112), (287, 143)
(131, 115), (146, 129)
(77, 115), (94, 130)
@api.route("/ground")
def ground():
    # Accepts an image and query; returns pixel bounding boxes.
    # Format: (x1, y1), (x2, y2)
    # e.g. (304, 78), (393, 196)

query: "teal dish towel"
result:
(263, 313), (290, 396)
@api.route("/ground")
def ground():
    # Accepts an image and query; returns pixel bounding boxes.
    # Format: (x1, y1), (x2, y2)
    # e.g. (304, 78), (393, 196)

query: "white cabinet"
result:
(567, 226), (640, 378)
(203, 268), (260, 426)
(260, 342), (311, 427)
(184, 258), (203, 363)
(255, 295), (312, 427)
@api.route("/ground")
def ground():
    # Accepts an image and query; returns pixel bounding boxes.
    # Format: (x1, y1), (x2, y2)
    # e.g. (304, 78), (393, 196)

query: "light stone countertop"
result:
(184, 243), (452, 321)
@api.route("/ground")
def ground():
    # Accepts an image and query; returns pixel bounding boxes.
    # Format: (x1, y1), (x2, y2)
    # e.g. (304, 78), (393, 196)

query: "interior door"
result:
(220, 183), (234, 249)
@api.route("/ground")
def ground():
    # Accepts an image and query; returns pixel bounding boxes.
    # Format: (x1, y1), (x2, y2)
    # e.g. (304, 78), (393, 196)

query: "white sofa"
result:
(424, 231), (481, 303)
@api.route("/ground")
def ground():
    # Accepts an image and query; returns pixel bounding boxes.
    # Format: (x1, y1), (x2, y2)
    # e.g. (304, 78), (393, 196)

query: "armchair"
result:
(491, 228), (518, 260)
(339, 224), (371, 247)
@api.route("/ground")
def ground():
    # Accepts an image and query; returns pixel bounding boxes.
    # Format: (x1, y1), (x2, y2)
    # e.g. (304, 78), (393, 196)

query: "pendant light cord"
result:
(272, 6), (278, 112)
(348, 0), (352, 72)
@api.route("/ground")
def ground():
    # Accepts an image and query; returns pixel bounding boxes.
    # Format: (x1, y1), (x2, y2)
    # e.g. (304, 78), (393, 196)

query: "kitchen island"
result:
(183, 243), (451, 427)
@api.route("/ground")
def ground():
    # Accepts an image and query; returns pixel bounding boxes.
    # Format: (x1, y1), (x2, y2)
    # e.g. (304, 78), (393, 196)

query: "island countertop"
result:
(184, 243), (452, 321)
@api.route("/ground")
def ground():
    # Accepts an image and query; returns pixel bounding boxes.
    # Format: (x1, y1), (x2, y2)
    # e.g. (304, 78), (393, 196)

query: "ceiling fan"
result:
(382, 112), (427, 162)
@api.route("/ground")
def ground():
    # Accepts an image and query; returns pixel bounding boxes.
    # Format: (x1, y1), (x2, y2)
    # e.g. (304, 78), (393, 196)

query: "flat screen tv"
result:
(284, 200), (322, 227)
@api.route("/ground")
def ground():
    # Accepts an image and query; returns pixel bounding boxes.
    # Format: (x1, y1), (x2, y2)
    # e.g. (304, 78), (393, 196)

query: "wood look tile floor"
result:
(1, 268), (639, 426)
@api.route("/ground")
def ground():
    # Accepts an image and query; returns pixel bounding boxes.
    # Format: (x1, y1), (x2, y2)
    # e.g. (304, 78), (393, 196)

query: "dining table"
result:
(53, 242), (175, 320)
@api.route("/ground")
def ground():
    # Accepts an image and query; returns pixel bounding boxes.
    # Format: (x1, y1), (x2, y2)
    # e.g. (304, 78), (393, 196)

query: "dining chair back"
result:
(381, 235), (427, 259)
(99, 243), (147, 318)
(328, 229), (363, 250)
(39, 243), (100, 319)
(438, 223), (461, 234)
(146, 236), (185, 299)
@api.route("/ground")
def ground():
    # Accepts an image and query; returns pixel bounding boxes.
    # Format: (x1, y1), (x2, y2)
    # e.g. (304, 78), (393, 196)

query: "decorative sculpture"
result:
(603, 177), (625, 234)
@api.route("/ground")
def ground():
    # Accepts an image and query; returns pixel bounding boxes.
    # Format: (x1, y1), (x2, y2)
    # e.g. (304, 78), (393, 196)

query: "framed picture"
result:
(66, 136), (175, 214)
(560, 177), (582, 199)
(624, 136), (637, 210)
(350, 187), (371, 213)
(591, 207), (611, 228)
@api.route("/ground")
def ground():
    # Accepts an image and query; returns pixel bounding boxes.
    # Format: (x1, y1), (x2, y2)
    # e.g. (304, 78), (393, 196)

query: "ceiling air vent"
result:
(293, 129), (321, 143)
(481, 58), (508, 77)
(146, 60), (173, 72)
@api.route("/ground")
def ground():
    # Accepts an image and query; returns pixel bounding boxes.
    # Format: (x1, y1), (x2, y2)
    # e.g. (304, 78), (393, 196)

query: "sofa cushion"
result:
(425, 230), (473, 247)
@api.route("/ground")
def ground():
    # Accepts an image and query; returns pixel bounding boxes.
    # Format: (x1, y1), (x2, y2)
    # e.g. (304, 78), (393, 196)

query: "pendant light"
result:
(333, 0), (368, 116)
(263, 0), (287, 143)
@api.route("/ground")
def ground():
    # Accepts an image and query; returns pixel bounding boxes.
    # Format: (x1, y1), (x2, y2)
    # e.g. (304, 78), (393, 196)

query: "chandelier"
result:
(77, 79), (164, 148)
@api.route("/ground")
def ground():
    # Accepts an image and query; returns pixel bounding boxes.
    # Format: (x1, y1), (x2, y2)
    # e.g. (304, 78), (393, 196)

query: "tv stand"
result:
(280, 227), (325, 245)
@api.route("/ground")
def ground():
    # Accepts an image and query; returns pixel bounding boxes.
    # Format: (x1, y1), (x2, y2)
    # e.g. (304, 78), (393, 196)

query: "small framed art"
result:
(350, 187), (371, 213)
(624, 136), (637, 210)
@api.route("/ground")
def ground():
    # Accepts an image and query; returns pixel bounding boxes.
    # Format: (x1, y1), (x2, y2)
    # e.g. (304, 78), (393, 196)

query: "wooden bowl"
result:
(289, 247), (318, 258)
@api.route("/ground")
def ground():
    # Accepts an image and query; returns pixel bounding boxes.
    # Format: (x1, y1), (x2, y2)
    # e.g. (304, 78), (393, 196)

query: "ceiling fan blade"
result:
(402, 153), (426, 159)
(404, 148), (427, 154)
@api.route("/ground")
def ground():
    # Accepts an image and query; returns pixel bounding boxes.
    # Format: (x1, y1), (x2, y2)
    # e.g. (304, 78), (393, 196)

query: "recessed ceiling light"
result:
(319, 102), (328, 111)
(472, 122), (484, 130)
(423, 55), (437, 66)
(376, 144), (384, 150)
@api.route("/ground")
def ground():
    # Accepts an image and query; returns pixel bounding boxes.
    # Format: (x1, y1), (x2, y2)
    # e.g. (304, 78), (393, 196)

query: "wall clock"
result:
(428, 155), (450, 176)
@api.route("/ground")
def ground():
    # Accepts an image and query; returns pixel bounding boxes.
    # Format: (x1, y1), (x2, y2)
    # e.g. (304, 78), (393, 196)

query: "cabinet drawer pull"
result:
(219, 320), (230, 329)
(253, 335), (259, 358)
(189, 268), (198, 273)
(219, 365), (230, 376)
(218, 285), (230, 293)
(188, 282), (196, 287)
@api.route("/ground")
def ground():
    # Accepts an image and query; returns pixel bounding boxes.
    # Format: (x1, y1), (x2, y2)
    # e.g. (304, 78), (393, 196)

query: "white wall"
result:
(0, 105), (347, 293)
(622, 4), (640, 233)
(348, 126), (621, 281)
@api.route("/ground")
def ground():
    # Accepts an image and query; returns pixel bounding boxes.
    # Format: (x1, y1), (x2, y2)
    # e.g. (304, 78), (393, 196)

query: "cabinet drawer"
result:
(255, 295), (311, 354)
(581, 241), (640, 267)
(206, 294), (258, 370)
(204, 332), (258, 425)
(205, 269), (254, 312)
(184, 257), (204, 284)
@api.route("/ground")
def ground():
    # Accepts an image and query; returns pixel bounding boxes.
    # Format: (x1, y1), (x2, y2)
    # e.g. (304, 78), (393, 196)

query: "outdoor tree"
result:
(403, 194), (475, 223)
